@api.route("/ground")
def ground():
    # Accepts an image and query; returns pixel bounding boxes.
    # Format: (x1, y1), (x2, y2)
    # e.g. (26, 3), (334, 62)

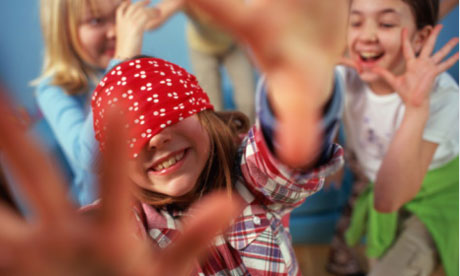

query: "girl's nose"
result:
(148, 131), (172, 150)
(360, 23), (378, 42)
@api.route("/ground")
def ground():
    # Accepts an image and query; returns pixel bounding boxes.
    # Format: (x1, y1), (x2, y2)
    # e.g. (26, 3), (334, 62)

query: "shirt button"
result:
(253, 216), (261, 225)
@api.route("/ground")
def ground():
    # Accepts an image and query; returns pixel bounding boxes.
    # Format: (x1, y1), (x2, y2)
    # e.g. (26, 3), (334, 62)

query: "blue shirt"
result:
(34, 60), (121, 205)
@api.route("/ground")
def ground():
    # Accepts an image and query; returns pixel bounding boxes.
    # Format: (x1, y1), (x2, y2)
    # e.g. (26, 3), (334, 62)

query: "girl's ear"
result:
(413, 25), (434, 54)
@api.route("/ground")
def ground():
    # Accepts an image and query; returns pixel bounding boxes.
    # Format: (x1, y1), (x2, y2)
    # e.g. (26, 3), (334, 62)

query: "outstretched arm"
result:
(372, 26), (459, 212)
(185, 0), (349, 169)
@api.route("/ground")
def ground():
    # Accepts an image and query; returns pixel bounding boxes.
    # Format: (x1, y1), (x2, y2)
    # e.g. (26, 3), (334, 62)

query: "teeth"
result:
(174, 151), (184, 162)
(153, 151), (185, 171)
(361, 52), (381, 59)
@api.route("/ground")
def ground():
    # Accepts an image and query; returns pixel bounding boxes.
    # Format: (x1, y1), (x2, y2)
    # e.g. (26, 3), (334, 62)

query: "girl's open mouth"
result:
(359, 51), (384, 63)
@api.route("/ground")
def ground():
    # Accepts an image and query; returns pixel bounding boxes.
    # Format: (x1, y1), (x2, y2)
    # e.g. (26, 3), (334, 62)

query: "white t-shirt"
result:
(336, 66), (459, 182)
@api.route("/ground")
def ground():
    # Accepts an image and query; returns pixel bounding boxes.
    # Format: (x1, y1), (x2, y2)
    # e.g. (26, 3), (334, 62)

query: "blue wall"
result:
(0, 0), (191, 118)
(0, 2), (458, 118)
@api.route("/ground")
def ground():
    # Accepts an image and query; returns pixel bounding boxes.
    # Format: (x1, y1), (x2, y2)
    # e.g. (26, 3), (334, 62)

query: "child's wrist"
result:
(404, 105), (430, 122)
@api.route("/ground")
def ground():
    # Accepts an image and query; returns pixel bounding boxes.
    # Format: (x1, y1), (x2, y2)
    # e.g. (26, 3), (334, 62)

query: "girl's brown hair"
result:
(402, 0), (439, 29)
(33, 0), (104, 94)
(135, 110), (250, 209)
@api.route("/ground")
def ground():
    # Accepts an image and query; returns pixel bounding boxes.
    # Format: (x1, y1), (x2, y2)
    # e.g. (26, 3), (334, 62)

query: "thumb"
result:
(338, 57), (362, 73)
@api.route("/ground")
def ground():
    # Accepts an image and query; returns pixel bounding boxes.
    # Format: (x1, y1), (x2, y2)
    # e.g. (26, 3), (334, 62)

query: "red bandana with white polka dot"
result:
(91, 57), (214, 158)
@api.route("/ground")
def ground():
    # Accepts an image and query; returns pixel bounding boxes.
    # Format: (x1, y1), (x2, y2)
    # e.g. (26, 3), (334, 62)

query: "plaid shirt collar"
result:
(140, 181), (271, 251)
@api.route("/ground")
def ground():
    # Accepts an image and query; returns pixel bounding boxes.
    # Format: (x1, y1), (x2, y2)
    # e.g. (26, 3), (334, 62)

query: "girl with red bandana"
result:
(0, 0), (348, 275)
(87, 0), (349, 273)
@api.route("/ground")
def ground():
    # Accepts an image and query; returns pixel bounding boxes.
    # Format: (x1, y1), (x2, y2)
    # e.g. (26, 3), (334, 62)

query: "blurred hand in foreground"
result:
(0, 103), (242, 276)
(184, 0), (349, 168)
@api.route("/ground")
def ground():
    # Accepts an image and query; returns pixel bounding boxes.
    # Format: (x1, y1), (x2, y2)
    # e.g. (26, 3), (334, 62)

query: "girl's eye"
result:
(88, 17), (104, 26)
(380, 23), (396, 28)
(350, 21), (362, 28)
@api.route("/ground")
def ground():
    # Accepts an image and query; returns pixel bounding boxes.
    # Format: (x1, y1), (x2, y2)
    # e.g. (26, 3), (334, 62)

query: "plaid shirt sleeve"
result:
(239, 77), (344, 209)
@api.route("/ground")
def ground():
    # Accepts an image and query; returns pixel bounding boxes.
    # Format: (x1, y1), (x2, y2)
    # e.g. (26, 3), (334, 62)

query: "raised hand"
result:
(115, 0), (160, 59)
(184, 0), (349, 168)
(0, 103), (242, 276)
(372, 25), (459, 109)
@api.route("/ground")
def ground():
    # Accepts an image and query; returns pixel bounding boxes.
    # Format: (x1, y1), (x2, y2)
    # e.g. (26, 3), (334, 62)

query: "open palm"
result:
(373, 25), (459, 108)
(185, 0), (349, 168)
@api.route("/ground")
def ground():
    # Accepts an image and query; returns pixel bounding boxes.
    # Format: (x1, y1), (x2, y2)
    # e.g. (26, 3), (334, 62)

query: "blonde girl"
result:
(34, 0), (162, 205)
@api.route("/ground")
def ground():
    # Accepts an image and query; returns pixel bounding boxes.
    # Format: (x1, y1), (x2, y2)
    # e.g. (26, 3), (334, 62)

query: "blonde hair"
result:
(33, 0), (103, 94)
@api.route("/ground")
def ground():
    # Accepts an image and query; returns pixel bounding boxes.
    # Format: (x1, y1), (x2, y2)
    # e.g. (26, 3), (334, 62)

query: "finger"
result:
(432, 37), (459, 64)
(152, 192), (243, 275)
(97, 110), (133, 233)
(0, 103), (74, 223)
(420, 24), (443, 58)
(127, 0), (151, 15)
(0, 202), (29, 244)
(138, 7), (162, 30)
(131, 0), (150, 9)
(402, 28), (415, 60)
(143, 0), (184, 30)
(185, 0), (250, 38)
(371, 67), (398, 90)
(131, 0), (155, 18)
(436, 52), (459, 73)
(338, 57), (362, 73)
(143, 9), (165, 30)
(116, 0), (131, 17)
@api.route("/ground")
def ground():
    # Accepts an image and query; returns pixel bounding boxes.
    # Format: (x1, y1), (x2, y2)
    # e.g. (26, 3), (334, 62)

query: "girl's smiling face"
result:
(347, 0), (428, 85)
(76, 0), (120, 69)
(128, 115), (211, 197)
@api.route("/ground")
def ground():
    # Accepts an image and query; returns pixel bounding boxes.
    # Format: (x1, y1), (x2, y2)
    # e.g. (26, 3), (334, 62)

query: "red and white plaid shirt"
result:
(133, 122), (344, 276)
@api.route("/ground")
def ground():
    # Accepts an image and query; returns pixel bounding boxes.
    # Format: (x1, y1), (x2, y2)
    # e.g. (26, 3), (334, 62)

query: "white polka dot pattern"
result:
(92, 57), (214, 158)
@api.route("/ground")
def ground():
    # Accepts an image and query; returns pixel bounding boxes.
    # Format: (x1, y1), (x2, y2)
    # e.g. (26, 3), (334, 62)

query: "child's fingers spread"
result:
(420, 24), (443, 58)
(0, 104), (73, 224)
(437, 52), (459, 74)
(432, 37), (459, 64)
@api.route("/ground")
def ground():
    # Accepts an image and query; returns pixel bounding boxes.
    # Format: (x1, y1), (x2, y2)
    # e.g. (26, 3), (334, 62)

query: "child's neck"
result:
(368, 79), (395, 95)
